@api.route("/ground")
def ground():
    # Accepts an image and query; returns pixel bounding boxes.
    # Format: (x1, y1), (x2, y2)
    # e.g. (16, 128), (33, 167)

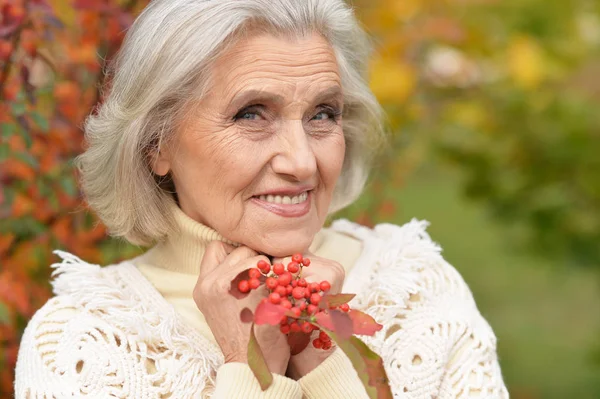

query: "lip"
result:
(251, 190), (312, 218)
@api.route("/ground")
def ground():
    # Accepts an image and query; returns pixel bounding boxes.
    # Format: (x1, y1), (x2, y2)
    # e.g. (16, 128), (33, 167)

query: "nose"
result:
(270, 120), (317, 182)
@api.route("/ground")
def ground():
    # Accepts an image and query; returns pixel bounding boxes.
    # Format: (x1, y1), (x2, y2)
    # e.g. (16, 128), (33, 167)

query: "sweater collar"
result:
(138, 198), (325, 275)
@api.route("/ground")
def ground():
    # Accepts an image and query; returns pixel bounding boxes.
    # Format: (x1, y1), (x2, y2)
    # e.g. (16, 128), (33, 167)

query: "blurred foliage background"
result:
(1, 0), (599, 397)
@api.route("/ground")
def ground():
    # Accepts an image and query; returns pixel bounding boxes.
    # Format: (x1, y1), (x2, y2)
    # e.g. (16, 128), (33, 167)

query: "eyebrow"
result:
(228, 86), (343, 111)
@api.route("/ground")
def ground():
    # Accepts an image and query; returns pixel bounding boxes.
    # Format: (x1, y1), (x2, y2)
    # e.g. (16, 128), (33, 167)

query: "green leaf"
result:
(1, 123), (16, 139)
(30, 112), (50, 132)
(247, 323), (273, 391)
(328, 333), (393, 399)
(59, 177), (77, 197)
(0, 143), (10, 162)
(14, 152), (38, 168)
(0, 302), (9, 324)
(11, 102), (26, 116)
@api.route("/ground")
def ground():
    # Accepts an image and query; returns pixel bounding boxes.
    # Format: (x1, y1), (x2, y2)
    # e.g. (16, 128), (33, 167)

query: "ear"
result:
(151, 148), (171, 176)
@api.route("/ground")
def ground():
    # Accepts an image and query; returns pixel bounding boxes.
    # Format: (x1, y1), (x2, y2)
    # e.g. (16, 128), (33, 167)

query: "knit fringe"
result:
(50, 250), (223, 398)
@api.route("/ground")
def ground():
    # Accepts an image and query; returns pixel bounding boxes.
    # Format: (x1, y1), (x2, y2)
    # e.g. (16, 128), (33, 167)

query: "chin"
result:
(253, 229), (316, 258)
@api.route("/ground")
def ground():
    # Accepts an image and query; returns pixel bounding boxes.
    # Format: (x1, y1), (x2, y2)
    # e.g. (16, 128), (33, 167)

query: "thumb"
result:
(198, 240), (236, 279)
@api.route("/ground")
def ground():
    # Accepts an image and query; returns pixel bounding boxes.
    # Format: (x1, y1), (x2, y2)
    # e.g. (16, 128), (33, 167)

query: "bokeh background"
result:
(1, 0), (600, 397)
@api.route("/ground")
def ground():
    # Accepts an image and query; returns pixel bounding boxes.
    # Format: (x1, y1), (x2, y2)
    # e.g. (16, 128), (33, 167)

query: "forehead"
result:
(209, 31), (341, 99)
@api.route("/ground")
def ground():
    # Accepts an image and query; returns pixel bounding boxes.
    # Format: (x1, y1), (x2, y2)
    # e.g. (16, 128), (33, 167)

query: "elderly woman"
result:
(15, 0), (509, 398)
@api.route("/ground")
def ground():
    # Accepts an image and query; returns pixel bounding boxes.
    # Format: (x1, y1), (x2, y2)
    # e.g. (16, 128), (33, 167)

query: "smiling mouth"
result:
(255, 191), (309, 205)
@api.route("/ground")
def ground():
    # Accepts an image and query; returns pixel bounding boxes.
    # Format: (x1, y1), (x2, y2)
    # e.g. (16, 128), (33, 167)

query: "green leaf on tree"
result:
(0, 301), (9, 324)
(1, 124), (16, 139)
(247, 323), (273, 391)
(30, 112), (50, 132)
(0, 144), (10, 162)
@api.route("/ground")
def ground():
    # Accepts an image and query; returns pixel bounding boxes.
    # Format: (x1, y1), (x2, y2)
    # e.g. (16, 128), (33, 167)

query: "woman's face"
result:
(154, 31), (345, 257)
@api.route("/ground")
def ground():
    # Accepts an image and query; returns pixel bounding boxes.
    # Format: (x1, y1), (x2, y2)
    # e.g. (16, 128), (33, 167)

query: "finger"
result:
(199, 240), (237, 279)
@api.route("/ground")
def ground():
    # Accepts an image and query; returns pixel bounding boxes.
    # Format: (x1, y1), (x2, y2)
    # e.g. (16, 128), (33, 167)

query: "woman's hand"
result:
(193, 241), (291, 375)
(273, 252), (346, 379)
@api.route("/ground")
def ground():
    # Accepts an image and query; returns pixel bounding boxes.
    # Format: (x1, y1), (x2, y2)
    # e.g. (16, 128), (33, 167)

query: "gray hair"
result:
(75, 0), (385, 246)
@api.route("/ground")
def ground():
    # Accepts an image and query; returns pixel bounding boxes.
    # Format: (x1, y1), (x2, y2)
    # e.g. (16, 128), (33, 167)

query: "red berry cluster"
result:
(238, 253), (350, 349)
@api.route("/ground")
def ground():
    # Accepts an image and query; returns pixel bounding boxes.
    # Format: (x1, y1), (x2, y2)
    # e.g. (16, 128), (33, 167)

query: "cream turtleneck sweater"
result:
(130, 199), (366, 397)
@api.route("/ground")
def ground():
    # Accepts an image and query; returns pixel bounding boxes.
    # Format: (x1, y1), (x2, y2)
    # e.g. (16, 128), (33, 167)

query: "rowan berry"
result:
(304, 287), (311, 299)
(260, 298), (269, 304)
(301, 322), (313, 333)
(249, 278), (260, 289)
(280, 324), (291, 334)
(310, 293), (322, 305)
(340, 303), (350, 312)
(273, 263), (285, 275)
(290, 321), (301, 332)
(320, 281), (331, 292)
(298, 300), (307, 311)
(292, 286), (305, 300)
(287, 261), (300, 273)
(257, 259), (271, 273)
(290, 307), (302, 318)
(322, 340), (332, 350)
(266, 277), (278, 290)
(292, 253), (303, 263)
(269, 292), (281, 304)
(313, 338), (323, 349)
(248, 268), (261, 279)
(275, 285), (287, 297)
(319, 331), (330, 342)
(307, 304), (318, 314)
(286, 285), (293, 295)
(278, 272), (292, 286)
(303, 258), (311, 266)
(298, 278), (307, 287)
(291, 279), (298, 288)
(281, 299), (293, 309)
(238, 280), (250, 293)
(309, 282), (320, 293)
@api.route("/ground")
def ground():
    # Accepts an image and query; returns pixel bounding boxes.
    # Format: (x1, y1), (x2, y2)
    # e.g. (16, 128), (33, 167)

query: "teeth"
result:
(258, 191), (308, 204)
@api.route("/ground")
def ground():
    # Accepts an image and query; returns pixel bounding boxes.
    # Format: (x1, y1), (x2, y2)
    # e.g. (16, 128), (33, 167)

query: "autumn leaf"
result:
(349, 310), (383, 336)
(253, 301), (288, 326)
(329, 333), (393, 399)
(319, 293), (356, 309)
(247, 323), (273, 391)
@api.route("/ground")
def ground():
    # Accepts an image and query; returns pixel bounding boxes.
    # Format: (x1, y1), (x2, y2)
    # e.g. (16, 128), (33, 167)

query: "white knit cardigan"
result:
(14, 219), (509, 398)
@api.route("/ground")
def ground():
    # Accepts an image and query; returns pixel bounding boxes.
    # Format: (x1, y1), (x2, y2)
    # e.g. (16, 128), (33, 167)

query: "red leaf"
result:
(287, 331), (310, 355)
(329, 334), (393, 399)
(349, 310), (383, 336)
(247, 323), (273, 391)
(319, 293), (356, 310)
(330, 309), (354, 339)
(254, 301), (288, 326)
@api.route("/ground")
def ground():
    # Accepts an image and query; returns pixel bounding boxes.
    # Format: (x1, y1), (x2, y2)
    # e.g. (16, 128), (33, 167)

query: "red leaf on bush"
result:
(349, 310), (383, 336)
(254, 301), (288, 326)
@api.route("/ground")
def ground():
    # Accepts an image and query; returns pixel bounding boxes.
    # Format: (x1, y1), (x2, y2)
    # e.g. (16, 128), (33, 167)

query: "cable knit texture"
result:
(14, 216), (509, 398)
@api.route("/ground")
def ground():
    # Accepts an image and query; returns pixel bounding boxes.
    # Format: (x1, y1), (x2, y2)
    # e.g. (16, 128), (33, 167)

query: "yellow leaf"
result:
(507, 35), (545, 89)
(369, 57), (416, 103)
(49, 0), (76, 28)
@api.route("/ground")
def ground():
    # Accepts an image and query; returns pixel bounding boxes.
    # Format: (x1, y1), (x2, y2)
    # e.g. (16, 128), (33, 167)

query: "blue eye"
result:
(233, 105), (264, 121)
(313, 111), (331, 121)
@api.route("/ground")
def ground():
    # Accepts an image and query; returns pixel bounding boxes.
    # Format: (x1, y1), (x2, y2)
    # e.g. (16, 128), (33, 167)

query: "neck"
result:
(136, 198), (324, 275)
